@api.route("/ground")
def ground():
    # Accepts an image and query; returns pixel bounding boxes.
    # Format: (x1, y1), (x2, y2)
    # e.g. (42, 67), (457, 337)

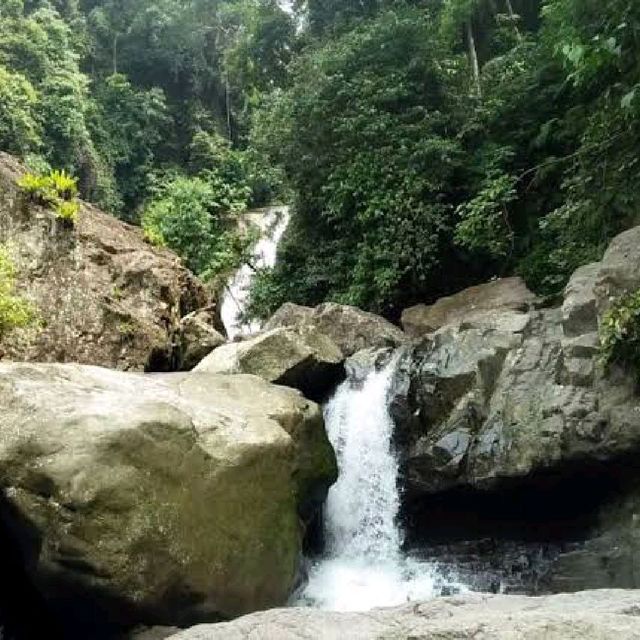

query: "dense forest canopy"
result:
(1, 0), (639, 320)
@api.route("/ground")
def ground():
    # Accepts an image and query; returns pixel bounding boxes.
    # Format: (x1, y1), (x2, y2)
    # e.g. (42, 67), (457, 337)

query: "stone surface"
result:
(167, 590), (640, 639)
(0, 363), (336, 634)
(594, 225), (640, 314)
(194, 327), (344, 400)
(177, 308), (226, 370)
(401, 277), (537, 337)
(390, 224), (640, 594)
(265, 302), (407, 357)
(563, 263), (600, 338)
(0, 152), (209, 371)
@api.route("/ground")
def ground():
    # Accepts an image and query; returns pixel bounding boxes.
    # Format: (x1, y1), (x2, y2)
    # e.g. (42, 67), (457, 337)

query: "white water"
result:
(300, 356), (463, 611)
(220, 206), (290, 339)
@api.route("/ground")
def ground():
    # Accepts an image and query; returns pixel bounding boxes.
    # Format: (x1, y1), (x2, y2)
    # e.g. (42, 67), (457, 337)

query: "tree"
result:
(248, 7), (469, 316)
(0, 65), (40, 155)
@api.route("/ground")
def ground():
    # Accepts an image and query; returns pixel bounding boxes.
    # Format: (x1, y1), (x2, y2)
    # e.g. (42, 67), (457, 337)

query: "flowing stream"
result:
(300, 356), (465, 611)
(220, 206), (290, 339)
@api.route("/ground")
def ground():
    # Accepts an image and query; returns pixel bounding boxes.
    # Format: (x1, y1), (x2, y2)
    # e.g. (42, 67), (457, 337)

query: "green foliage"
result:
(3, 0), (640, 322)
(19, 169), (81, 223)
(87, 73), (168, 217)
(249, 8), (469, 315)
(141, 174), (250, 279)
(0, 246), (36, 338)
(600, 290), (640, 381)
(455, 172), (517, 258)
(0, 0), (286, 226)
(0, 65), (39, 155)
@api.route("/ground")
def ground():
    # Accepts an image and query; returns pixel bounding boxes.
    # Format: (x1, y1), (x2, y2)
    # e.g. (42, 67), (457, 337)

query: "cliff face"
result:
(390, 224), (640, 591)
(0, 153), (209, 371)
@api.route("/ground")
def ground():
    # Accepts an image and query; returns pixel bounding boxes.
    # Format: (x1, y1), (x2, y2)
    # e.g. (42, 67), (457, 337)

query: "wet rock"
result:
(392, 224), (640, 595)
(544, 488), (640, 592)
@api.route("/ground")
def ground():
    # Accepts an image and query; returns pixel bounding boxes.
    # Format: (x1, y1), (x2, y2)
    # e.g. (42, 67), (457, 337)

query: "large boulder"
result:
(194, 327), (344, 400)
(594, 225), (640, 314)
(265, 302), (407, 357)
(0, 363), (336, 636)
(0, 153), (211, 371)
(401, 277), (537, 337)
(390, 224), (640, 593)
(167, 590), (640, 639)
(391, 227), (640, 497)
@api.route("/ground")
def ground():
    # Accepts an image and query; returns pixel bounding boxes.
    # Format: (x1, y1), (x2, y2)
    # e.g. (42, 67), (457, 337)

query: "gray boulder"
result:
(0, 363), (336, 634)
(594, 225), (640, 314)
(390, 224), (640, 593)
(265, 302), (406, 357)
(562, 263), (600, 338)
(401, 277), (537, 337)
(167, 590), (640, 639)
(391, 227), (640, 496)
(194, 327), (344, 400)
(177, 308), (226, 370)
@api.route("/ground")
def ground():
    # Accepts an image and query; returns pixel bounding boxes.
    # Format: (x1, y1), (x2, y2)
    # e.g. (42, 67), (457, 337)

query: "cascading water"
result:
(300, 354), (464, 611)
(220, 206), (290, 339)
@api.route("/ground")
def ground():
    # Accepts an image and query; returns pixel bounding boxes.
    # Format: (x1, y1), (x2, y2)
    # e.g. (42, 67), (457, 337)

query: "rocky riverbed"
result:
(3, 152), (640, 638)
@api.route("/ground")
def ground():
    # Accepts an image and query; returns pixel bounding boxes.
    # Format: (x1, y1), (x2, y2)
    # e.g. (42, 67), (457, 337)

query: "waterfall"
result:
(220, 206), (290, 339)
(300, 354), (462, 611)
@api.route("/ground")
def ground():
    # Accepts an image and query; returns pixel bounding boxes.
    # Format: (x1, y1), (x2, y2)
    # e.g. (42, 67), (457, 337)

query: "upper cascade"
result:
(221, 206), (290, 339)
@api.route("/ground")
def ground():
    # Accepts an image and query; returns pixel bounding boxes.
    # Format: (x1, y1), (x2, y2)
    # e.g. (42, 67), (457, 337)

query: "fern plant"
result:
(49, 169), (79, 200)
(18, 169), (81, 224)
(0, 247), (36, 339)
(600, 289), (640, 381)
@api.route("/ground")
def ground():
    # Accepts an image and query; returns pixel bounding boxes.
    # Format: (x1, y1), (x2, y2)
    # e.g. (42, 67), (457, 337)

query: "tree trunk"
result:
(466, 21), (482, 97)
(112, 33), (119, 75)
(225, 76), (233, 141)
(505, 0), (522, 40)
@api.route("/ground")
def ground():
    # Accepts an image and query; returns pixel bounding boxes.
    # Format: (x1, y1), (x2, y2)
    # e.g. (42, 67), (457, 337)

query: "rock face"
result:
(392, 224), (640, 591)
(391, 231), (640, 495)
(0, 363), (336, 636)
(167, 590), (640, 639)
(265, 302), (406, 357)
(0, 153), (210, 371)
(195, 327), (344, 400)
(177, 308), (226, 371)
(401, 277), (537, 337)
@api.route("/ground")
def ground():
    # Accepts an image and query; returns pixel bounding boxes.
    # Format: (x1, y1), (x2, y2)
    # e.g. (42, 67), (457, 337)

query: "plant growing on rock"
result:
(600, 289), (640, 380)
(0, 247), (36, 338)
(18, 169), (81, 223)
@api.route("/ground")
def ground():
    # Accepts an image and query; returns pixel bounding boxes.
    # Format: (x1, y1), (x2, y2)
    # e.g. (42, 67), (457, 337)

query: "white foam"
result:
(299, 356), (465, 611)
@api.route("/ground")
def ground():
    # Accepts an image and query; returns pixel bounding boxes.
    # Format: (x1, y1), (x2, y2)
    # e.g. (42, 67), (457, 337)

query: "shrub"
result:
(0, 247), (36, 339)
(600, 290), (640, 381)
(18, 168), (81, 223)
(141, 174), (252, 279)
(0, 65), (40, 155)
